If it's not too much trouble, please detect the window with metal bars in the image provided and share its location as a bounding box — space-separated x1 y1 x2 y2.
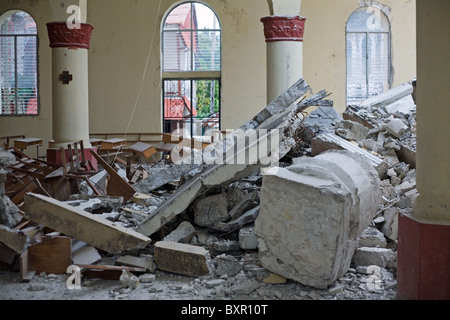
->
162 2 221 142
346 7 391 106
0 10 38 115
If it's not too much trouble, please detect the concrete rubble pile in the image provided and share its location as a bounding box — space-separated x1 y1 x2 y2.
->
0 78 415 300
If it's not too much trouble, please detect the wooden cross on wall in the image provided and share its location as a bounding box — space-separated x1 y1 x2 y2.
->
59 71 73 85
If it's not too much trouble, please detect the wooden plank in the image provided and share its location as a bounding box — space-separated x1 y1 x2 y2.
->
90 150 136 203
23 193 151 254
78 264 146 280
28 236 72 274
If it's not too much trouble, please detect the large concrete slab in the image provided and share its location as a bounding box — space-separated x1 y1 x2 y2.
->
23 193 151 254
255 150 382 289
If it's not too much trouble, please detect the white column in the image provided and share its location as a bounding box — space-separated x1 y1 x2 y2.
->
47 22 94 148
261 14 306 104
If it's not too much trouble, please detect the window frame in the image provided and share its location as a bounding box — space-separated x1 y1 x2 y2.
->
345 7 391 105
0 10 39 116
161 1 222 140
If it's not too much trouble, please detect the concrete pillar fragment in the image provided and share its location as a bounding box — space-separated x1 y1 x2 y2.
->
255 150 382 289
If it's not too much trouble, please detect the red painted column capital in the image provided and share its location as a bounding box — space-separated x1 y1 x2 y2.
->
261 15 306 42
47 22 94 49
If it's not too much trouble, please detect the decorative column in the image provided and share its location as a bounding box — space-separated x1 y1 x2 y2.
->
47 22 93 148
397 0 450 300
45 22 97 168
261 15 306 104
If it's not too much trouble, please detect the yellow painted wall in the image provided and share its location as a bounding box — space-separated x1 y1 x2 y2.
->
0 0 416 147
302 0 417 112
86 0 268 134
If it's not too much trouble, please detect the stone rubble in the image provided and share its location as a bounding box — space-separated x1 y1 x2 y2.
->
0 81 420 300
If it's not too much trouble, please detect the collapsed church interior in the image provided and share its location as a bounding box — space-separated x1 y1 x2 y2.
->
0 0 449 301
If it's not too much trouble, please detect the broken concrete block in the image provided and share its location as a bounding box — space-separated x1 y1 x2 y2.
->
231 279 260 295
213 206 260 233
154 241 213 277
215 254 241 277
0 224 29 254
358 227 387 248
239 225 258 250
383 116 408 139
255 150 382 289
359 139 382 153
163 221 196 243
0 148 15 168
135 164 203 193
139 273 156 283
228 192 257 220
120 270 140 289
353 247 396 269
212 239 240 253
380 207 399 241
193 193 229 228
116 255 157 273
302 107 343 141
335 120 369 141
23 193 151 254
0 195 22 228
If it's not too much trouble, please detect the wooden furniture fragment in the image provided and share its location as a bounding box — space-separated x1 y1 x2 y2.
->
90 150 136 203
14 138 43 159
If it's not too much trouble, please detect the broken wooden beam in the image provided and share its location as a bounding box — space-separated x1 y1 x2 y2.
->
23 193 151 254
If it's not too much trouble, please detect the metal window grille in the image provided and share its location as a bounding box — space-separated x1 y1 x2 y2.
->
0 11 38 115
346 7 391 106
162 2 221 140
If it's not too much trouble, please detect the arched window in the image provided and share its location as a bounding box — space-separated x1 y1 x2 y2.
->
346 7 390 105
0 10 38 115
162 2 221 141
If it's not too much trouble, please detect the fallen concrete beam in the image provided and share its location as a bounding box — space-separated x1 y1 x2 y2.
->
311 132 388 178
154 241 213 277
358 83 414 109
23 193 151 254
137 79 317 237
